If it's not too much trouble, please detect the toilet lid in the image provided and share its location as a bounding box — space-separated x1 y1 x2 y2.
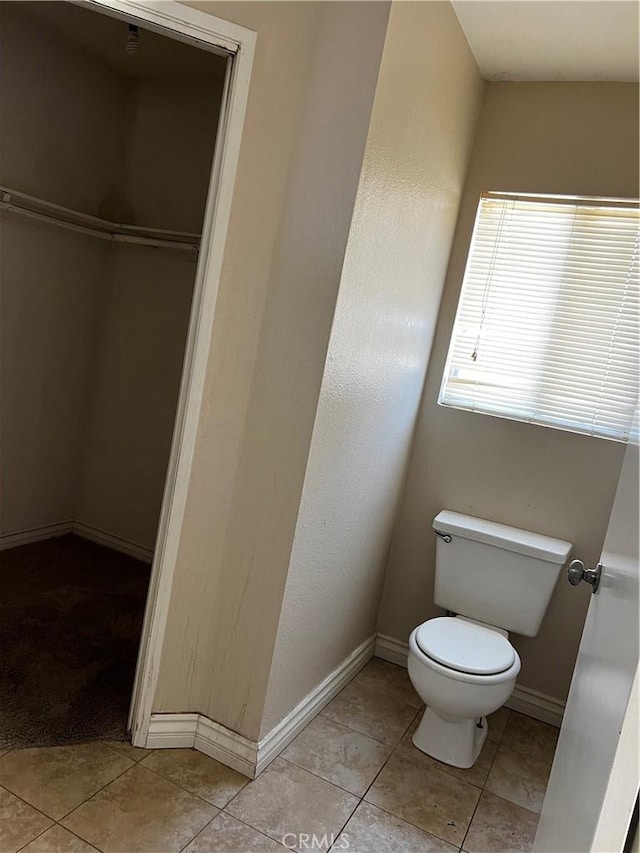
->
415 617 515 675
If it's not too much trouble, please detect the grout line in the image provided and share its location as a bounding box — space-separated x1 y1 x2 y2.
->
220 809 282 849
176 810 223 853
135 757 245 812
275 705 409 800
333 709 424 844
49 826 102 853
221 785 250 814
267 755 368 801
225 814 295 851
304 710 401 749
220 703 424 850
337 705 468 849
55 757 138 825
360 707 493 850
460 713 514 851
218 812 289 849
0 782 57 830
315 665 421 746
359 706 422 801
317 705 417 748
356 798 466 850
222 756 363 851
327 797 360 852
55 758 223 853
317 709 380 742
459 774 489 847
101 741 147 762
14 821 54 853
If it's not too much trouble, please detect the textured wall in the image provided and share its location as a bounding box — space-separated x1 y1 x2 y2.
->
378 82 639 702
154 1 391 739
261 1 484 735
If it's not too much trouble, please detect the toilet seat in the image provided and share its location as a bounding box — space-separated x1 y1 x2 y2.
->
415 617 516 676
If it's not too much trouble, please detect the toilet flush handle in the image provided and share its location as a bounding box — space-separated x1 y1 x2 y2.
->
434 530 452 544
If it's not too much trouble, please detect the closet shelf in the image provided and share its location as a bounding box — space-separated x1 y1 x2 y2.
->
0 186 201 251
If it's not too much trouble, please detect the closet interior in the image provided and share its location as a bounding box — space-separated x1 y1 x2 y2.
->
0 1 226 748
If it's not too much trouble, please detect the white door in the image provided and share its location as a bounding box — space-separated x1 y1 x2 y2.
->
534 408 639 853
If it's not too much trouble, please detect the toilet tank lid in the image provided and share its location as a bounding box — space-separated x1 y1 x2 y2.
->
433 510 572 563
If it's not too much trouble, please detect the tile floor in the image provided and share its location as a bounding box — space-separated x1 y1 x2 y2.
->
0 658 559 853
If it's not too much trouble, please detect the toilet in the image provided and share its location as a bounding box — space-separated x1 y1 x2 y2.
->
407 510 572 768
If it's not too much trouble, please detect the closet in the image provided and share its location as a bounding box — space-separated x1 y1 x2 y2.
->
0 1 225 747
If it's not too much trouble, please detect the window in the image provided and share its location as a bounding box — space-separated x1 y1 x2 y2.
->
439 192 639 441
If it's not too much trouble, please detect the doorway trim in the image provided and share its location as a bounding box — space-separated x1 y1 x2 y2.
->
78 0 256 747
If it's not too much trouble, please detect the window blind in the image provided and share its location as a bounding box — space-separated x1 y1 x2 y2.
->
439 192 639 441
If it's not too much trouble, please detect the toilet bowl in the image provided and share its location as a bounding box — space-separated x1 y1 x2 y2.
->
408 616 520 768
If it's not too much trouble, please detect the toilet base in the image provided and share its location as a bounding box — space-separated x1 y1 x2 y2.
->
412 707 488 768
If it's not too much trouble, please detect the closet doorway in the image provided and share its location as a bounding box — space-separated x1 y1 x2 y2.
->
0 0 245 749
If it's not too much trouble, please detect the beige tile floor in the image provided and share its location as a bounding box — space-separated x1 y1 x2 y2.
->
0 659 559 853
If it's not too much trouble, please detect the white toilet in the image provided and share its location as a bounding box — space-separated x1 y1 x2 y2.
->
407 510 572 768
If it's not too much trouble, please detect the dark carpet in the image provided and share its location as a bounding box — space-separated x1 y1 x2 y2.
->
0 534 150 749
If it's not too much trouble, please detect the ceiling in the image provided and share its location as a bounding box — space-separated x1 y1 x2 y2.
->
17 1 227 80
17 1 640 84
452 1 639 82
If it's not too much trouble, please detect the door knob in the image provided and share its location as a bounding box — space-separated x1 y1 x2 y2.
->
567 559 602 594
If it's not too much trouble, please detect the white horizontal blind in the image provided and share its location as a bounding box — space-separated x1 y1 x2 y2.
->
439 192 639 441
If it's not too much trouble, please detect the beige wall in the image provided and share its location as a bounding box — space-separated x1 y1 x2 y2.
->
0 3 122 536
0 220 109 534
261 1 483 734
75 75 223 550
123 76 223 231
0 3 127 217
75 247 198 550
0 3 223 551
378 82 639 702
154 1 391 739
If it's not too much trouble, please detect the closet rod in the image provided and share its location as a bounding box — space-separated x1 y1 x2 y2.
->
0 186 200 252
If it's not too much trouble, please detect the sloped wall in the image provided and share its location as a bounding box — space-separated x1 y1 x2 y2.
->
154 0 392 739
261 0 484 735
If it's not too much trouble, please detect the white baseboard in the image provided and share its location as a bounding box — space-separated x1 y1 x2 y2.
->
146 634 376 778
255 633 375 775
505 684 565 728
72 521 154 564
195 716 257 777
374 632 565 728
145 713 256 776
145 713 198 749
0 520 73 551
375 632 411 666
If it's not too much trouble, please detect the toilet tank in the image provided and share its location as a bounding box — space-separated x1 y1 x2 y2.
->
433 511 572 637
